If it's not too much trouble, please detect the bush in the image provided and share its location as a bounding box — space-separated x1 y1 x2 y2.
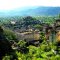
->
2 55 10 60
4 29 17 42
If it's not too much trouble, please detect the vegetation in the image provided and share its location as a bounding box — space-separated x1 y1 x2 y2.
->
2 40 60 60
4 29 18 42
0 16 60 60
0 16 56 29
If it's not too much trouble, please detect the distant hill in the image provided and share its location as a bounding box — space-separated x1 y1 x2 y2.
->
0 7 60 16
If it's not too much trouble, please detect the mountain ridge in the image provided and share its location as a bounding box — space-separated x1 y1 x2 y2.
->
0 7 60 16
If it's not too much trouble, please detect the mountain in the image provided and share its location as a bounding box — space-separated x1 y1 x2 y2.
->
31 7 60 16
0 7 60 16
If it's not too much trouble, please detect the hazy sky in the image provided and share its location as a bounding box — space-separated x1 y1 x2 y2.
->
0 0 60 10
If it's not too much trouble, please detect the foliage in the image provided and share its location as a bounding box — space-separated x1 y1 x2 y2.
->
39 32 46 43
14 42 60 60
4 29 17 41
2 55 11 60
0 26 13 59
2 34 60 60
17 40 26 48
0 16 56 30
34 24 42 31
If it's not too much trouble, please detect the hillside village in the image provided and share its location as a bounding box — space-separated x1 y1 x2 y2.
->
4 16 60 43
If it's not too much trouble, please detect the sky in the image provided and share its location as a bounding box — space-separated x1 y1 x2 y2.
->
0 0 60 11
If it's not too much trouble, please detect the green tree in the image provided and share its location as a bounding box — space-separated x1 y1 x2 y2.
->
34 24 42 31
0 26 12 59
4 29 17 42
23 16 36 29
